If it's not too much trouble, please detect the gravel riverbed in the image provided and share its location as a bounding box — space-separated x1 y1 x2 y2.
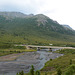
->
0 50 63 75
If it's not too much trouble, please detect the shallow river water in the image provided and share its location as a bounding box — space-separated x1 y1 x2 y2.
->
0 49 63 75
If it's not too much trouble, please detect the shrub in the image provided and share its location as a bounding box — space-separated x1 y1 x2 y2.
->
57 68 62 75
30 65 34 75
65 64 75 75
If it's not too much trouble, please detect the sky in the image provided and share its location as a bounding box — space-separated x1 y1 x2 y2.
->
0 0 75 29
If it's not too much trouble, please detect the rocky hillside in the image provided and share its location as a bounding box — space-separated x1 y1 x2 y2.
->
0 12 75 45
0 12 34 18
62 25 73 30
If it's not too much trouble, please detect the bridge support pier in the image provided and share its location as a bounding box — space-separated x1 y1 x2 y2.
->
26 46 33 50
49 48 52 51
37 47 40 51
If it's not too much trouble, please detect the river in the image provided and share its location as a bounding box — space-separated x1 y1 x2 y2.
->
0 49 63 75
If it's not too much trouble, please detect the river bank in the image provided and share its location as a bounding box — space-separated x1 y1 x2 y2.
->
41 49 75 75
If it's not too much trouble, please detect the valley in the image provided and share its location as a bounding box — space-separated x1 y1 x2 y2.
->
0 12 75 75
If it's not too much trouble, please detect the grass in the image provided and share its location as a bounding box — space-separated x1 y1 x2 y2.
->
54 49 75 54
0 49 36 56
0 49 36 62
41 49 75 75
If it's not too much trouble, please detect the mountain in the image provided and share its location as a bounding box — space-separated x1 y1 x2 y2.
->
0 12 34 18
62 25 73 30
0 12 75 46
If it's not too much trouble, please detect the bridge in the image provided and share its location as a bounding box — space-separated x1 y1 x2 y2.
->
15 44 75 51
25 45 75 51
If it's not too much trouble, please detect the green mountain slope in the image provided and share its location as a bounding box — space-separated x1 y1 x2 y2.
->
0 12 75 46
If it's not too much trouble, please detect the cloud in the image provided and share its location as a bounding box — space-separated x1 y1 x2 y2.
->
0 0 57 14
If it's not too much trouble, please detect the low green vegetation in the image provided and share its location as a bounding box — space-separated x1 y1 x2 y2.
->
64 64 75 75
16 64 75 75
54 49 75 54
0 49 36 56
0 15 75 47
16 71 24 75
16 49 75 75
41 49 75 75
16 65 41 75
0 43 36 56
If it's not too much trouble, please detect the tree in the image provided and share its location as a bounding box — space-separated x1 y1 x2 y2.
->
57 68 62 75
45 72 47 75
17 71 24 75
70 59 72 65
20 71 24 75
30 65 34 75
35 70 40 75
65 64 75 75
50 59 52 61
16 73 19 75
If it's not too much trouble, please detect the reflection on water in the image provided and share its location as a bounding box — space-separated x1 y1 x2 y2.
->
0 49 63 75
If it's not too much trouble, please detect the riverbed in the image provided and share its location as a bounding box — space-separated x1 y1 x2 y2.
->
0 49 63 75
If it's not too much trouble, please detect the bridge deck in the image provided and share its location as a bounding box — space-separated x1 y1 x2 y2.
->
15 45 75 49
26 45 75 49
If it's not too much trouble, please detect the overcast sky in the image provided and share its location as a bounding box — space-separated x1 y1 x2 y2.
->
0 0 75 29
